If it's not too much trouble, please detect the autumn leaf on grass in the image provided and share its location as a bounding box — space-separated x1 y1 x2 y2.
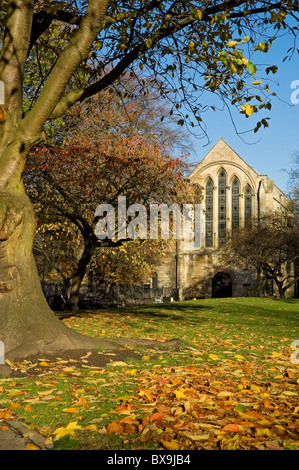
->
119 416 139 425
209 354 219 360
73 396 90 407
235 355 245 360
62 407 79 414
7 390 25 397
53 422 82 440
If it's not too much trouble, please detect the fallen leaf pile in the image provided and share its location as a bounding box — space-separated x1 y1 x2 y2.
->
103 363 299 450
0 298 298 450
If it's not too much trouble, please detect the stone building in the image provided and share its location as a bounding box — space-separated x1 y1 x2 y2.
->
155 138 293 300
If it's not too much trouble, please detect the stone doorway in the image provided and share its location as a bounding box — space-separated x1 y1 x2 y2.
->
212 272 233 298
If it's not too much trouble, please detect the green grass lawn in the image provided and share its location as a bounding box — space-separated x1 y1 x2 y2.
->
65 297 299 365
1 297 299 450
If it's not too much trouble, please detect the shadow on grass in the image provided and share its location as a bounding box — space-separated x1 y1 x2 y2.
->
60 298 299 330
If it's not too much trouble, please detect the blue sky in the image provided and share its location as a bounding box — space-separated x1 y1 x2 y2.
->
188 35 299 194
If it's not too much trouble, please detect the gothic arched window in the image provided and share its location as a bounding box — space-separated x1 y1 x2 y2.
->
231 177 240 231
218 169 227 245
245 184 252 221
205 177 213 247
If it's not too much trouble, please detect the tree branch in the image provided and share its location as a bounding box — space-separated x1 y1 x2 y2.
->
22 0 109 140
0 0 35 117
48 0 292 120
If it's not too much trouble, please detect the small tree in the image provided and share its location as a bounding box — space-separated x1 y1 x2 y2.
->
24 90 192 311
219 213 299 298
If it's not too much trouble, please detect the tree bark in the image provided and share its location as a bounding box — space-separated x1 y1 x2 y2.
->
0 172 113 360
69 239 95 312
273 278 286 298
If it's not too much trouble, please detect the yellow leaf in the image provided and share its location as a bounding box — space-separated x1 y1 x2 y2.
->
146 38 152 49
174 389 186 399
235 355 245 360
83 424 98 432
26 443 40 450
252 80 262 85
196 10 203 20
142 355 151 360
241 103 253 116
160 439 180 450
39 362 51 367
37 389 55 396
7 390 24 397
209 354 219 360
282 391 297 396
226 40 238 47
62 407 79 414
272 351 283 357
53 421 82 439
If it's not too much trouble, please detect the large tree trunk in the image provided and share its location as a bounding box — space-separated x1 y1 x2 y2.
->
0 184 112 361
0 183 175 362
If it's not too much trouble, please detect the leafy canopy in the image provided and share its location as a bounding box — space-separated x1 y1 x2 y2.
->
1 0 298 144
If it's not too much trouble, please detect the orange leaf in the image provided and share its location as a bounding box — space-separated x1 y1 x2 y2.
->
107 421 123 434
0 410 13 421
149 412 165 422
222 424 239 433
26 443 40 450
9 403 21 409
119 416 139 425
73 396 90 407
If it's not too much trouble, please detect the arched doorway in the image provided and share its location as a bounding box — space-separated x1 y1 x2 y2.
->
212 272 233 298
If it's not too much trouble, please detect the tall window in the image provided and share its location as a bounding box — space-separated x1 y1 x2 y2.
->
231 177 240 231
245 184 252 221
205 178 213 247
218 169 227 245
